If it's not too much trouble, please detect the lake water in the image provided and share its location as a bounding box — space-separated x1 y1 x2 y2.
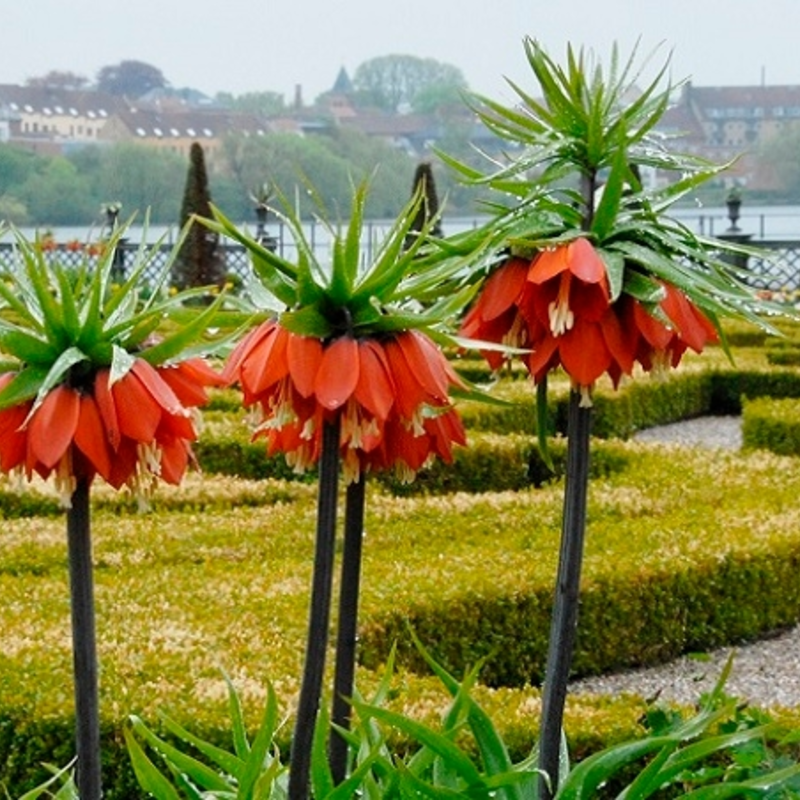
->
4 205 800 245
672 204 800 239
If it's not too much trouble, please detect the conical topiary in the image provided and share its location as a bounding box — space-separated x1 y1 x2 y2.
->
404 162 442 249
173 142 227 293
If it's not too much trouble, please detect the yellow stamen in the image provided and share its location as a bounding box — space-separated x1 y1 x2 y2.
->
341 448 362 485
502 313 528 350
393 461 416 484
340 399 379 450
548 274 575 336
54 453 76 509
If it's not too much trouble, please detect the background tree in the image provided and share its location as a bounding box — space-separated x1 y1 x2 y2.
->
16 158 96 225
411 82 467 115
757 123 800 201
353 55 467 112
91 143 185 222
96 60 167 97
25 70 90 90
0 195 28 224
173 142 226 292
219 128 416 219
215 90 285 117
318 127 417 214
0 143 44 189
0 119 488 227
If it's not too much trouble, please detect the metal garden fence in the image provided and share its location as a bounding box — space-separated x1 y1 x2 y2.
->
2 234 800 292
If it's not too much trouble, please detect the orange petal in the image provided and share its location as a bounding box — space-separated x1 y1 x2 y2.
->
157 363 211 408
416 330 465 390
395 330 449 403
178 356 225 386
559 320 612 386
314 336 359 410
600 307 636 376
112 371 162 442
423 411 465 463
159 438 190 484
221 321 276 385
94 370 120 450
569 277 610 322
383 418 429 472
354 340 395 420
287 333 324 398
132 359 183 415
525 335 560 382
156 412 197 443
74 394 112 480
0 401 28 438
240 323 290 396
460 307 525 372
529 246 570 284
474 258 530 321
28 385 80 470
565 238 607 283
107 437 139 489
633 301 673 350
0 403 29 472
383 338 429 421
661 285 718 353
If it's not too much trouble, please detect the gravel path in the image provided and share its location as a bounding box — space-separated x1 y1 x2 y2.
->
570 626 800 707
568 415 800 708
631 415 743 450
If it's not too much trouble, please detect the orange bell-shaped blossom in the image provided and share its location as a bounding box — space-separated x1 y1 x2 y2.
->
459 257 532 371
521 238 614 391
624 283 719 373
223 320 466 482
462 239 720 398
461 238 620 395
0 357 223 503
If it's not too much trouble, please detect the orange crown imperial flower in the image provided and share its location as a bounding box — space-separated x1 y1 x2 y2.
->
206 179 477 483
0 358 221 501
224 321 465 483
0 227 225 505
462 239 721 399
453 39 775 407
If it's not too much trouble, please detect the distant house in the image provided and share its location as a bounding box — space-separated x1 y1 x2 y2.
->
302 67 446 156
658 83 800 189
136 85 218 111
3 74 797 190
681 83 800 148
266 69 439 154
324 67 358 121
97 108 270 168
0 84 127 154
338 111 440 155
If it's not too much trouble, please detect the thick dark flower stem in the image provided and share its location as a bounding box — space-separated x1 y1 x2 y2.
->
538 391 592 799
329 475 366 783
66 477 102 800
289 419 341 800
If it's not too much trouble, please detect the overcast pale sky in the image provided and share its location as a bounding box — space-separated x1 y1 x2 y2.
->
4 1 799 103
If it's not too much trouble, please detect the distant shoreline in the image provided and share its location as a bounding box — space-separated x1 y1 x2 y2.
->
6 204 800 243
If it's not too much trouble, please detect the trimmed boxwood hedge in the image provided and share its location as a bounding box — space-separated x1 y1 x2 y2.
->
766 347 800 366
356 445 800 687
453 347 800 442
3 325 800 792
709 368 800 414
5 436 800 791
743 396 800 455
0 487 653 794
